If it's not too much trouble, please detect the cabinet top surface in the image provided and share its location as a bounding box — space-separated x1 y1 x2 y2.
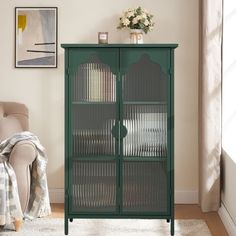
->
61 43 178 49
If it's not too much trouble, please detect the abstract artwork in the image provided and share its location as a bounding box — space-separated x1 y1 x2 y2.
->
15 7 57 68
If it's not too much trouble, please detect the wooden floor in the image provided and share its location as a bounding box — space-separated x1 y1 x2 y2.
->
50 204 228 236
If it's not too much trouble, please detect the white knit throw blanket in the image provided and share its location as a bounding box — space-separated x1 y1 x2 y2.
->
0 132 51 225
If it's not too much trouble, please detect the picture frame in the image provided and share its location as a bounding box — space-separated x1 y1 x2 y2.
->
15 7 58 68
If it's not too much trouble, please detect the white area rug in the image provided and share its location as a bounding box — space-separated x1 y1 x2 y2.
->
1 218 212 236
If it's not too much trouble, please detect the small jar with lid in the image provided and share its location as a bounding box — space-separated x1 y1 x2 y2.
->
98 32 108 44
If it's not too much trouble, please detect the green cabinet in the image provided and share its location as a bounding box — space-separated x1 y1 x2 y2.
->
61 44 178 235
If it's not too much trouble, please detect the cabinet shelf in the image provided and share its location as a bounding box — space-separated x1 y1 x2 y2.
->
123 101 167 105
72 156 116 161
72 101 116 105
123 156 167 161
71 156 167 162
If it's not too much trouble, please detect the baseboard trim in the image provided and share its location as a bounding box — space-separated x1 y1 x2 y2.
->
218 202 236 236
49 189 198 204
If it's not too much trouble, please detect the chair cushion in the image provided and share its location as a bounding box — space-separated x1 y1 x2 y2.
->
0 116 23 142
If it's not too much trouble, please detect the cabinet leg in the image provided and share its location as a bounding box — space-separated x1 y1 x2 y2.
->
166 219 170 223
14 219 23 232
171 218 174 235
65 216 68 235
69 218 73 222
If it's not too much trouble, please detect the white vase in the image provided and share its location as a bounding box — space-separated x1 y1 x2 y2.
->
130 29 144 44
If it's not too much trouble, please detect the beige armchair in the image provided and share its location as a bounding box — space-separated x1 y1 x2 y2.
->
0 102 36 231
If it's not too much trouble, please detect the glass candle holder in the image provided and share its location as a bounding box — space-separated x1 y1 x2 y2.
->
98 32 108 44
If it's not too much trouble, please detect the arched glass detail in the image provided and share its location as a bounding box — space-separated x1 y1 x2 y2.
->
123 54 167 102
71 56 117 157
122 54 168 158
72 55 116 102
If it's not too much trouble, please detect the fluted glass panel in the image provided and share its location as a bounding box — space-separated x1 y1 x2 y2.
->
123 54 167 102
73 58 116 102
122 161 167 212
72 161 116 212
123 104 167 157
72 104 116 157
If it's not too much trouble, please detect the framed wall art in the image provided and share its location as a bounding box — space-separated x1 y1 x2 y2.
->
15 7 58 68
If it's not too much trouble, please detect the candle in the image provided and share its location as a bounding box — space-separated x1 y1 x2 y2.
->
98 32 108 44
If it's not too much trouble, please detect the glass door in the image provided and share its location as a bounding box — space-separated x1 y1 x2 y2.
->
68 48 119 213
120 48 170 214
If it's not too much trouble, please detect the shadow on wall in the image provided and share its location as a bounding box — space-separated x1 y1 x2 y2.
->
38 63 64 188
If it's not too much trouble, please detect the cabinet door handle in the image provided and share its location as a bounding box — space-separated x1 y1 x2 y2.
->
111 123 128 139
111 123 119 139
120 124 128 139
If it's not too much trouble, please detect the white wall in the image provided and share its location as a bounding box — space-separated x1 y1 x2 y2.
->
0 0 199 203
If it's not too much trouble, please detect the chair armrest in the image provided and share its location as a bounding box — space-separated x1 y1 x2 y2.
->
9 141 37 212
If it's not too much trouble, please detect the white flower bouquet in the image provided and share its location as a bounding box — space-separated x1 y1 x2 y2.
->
117 6 154 34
